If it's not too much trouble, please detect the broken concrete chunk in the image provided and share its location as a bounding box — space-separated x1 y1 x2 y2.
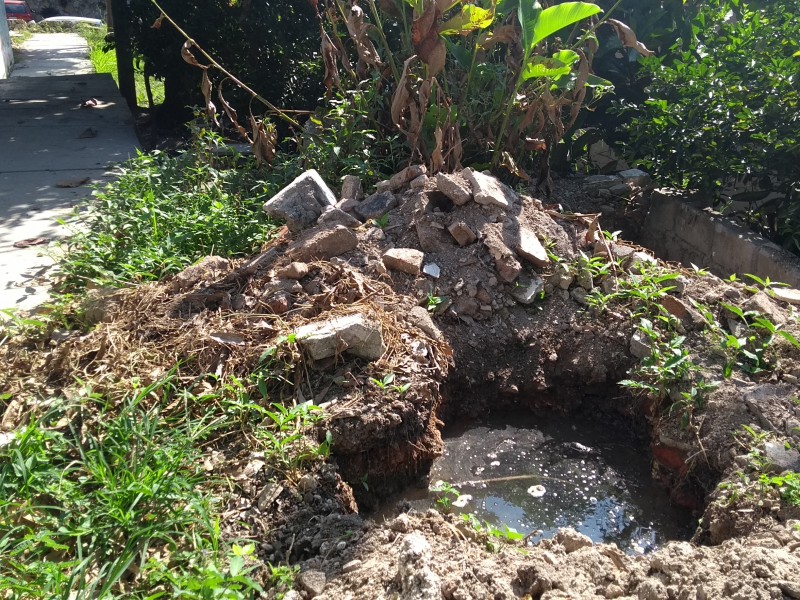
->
618 168 651 187
340 174 363 202
295 314 386 361
409 174 428 189
630 330 652 359
171 255 230 292
483 225 522 283
511 275 544 305
317 206 361 229
463 168 515 210
286 225 358 262
447 221 477 246
407 306 443 340
263 169 337 232
354 191 398 221
744 291 786 325
771 287 800 306
554 528 593 553
763 441 800 474
624 251 657 272
436 172 472 205
515 227 550 268
386 164 427 191
383 248 424 275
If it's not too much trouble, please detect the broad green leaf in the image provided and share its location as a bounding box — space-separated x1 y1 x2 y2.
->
518 0 543 53
586 74 613 88
440 4 495 35
525 1 602 52
521 49 579 81
444 38 472 69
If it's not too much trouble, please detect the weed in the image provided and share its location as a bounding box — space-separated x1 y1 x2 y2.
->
256 402 328 472
57 130 280 292
369 373 411 395
425 294 444 313
369 214 391 229
459 514 524 553
670 381 720 429
743 273 790 297
720 304 800 377
430 480 461 513
759 472 800 506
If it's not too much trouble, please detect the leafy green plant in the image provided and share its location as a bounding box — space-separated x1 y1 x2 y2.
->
742 273 790 297
370 214 391 229
370 373 411 395
430 480 461 513
759 472 800 507
459 513 524 552
669 381 719 429
425 294 444 313
618 0 800 254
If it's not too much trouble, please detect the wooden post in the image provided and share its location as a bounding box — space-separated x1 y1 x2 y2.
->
109 0 136 109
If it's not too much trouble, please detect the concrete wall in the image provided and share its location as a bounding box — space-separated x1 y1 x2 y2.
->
0 15 13 79
641 189 800 288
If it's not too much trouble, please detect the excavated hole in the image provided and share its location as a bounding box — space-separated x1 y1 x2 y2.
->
426 190 456 213
370 385 706 554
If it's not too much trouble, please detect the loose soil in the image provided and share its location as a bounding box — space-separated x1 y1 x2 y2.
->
2 170 800 598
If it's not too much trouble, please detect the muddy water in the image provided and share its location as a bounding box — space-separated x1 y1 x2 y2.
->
397 413 696 554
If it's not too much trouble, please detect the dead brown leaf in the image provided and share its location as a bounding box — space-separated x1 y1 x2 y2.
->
412 2 445 76
345 3 383 76
321 27 341 91
181 40 206 69
150 13 165 29
607 19 654 57
217 82 250 141
201 70 219 127
250 115 277 168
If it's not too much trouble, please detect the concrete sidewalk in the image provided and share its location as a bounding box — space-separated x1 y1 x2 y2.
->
0 33 139 310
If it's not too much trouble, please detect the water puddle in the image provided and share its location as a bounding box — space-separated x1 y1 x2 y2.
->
397 412 696 554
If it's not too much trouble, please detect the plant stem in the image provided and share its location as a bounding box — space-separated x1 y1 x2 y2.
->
148 0 300 129
367 0 401 85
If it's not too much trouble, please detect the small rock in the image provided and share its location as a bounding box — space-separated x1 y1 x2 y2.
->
287 225 358 262
407 306 443 340
295 313 386 361
453 297 480 318
744 291 786 325
463 168 515 210
447 221 477 246
337 198 360 212
610 244 636 261
318 206 362 228
515 227 550 268
571 287 588 305
763 441 800 474
342 559 362 573
511 276 544 305
283 591 303 600
340 174 363 202
618 168 651 187
422 263 440 278
672 275 689 295
277 262 310 280
550 263 573 290
297 570 326 598
773 288 800 306
576 270 593 291
409 174 428 189
298 474 318 492
630 330 652 359
661 295 689 320
383 248 424 275
436 172 472 205
397 533 441 600
583 174 620 191
264 291 292 314
390 513 411 532
608 182 634 197
554 528 593 553
263 169 337 232
355 191 399 221
171 255 230 292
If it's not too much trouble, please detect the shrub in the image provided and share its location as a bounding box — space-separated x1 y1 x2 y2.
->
617 0 800 252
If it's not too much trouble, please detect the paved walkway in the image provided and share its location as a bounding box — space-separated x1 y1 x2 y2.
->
0 33 139 310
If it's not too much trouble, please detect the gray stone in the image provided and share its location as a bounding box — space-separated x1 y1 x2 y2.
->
283 591 303 600
436 172 472 205
630 330 652 359
263 169 337 232
763 441 800 474
609 182 634 196
447 221 477 246
422 263 440 278
463 168 515 210
354 191 398 221
298 474 318 492
511 276 544 305
296 314 386 361
744 291 786 325
515 227 550 268
397 533 441 600
409 174 428 189
625 251 657 272
618 168 651 187
577 269 594 291
297 570 326 598
583 174 620 191
383 248 424 275
286 225 358 262
340 174 363 202
318 206 361 229
571 287 588 305
549 263 573 290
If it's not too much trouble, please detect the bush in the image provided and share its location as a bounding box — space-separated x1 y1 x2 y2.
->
617 0 800 252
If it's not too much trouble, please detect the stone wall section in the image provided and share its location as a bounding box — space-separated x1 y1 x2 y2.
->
641 189 800 287
0 14 13 79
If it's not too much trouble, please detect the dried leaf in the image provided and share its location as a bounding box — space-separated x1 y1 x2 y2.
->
200 70 219 126
345 3 382 75
218 82 250 141
412 2 445 76
250 115 277 168
501 151 532 181
181 40 206 69
56 176 91 188
606 19 654 57
431 124 444 173
320 28 341 91
391 56 416 133
524 137 546 152
151 13 165 29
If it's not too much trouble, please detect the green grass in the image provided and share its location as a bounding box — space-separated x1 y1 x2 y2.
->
0 374 264 599
57 130 282 292
79 25 165 108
